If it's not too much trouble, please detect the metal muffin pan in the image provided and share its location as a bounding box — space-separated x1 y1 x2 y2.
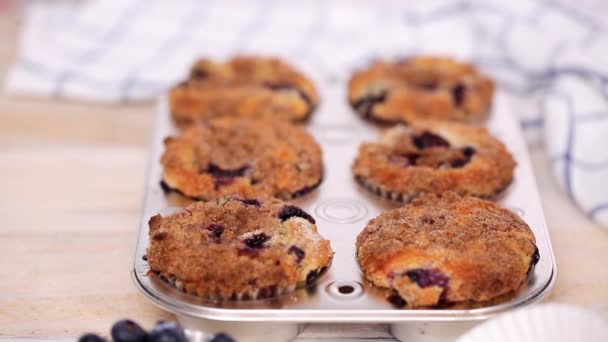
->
132 76 556 324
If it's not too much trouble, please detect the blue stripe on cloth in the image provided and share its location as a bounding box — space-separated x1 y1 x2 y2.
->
19 57 167 94
564 106 575 199
118 1 208 101
551 156 608 170
52 0 153 97
521 117 544 129
590 203 608 219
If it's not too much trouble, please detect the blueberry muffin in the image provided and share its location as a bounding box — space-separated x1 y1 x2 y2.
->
169 56 318 127
356 193 539 308
161 118 323 200
147 197 333 300
352 121 515 201
348 57 494 124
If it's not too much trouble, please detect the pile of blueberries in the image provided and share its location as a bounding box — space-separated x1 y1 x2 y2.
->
78 319 234 342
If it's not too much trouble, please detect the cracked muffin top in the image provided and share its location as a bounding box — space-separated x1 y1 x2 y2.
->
147 196 334 300
348 56 494 124
161 117 323 201
170 56 318 127
356 193 539 308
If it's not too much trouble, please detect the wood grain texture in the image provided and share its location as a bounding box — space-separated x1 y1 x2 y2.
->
0 5 606 340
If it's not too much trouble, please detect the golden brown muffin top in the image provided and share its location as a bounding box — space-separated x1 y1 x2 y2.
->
356 193 538 307
161 118 323 200
148 197 333 300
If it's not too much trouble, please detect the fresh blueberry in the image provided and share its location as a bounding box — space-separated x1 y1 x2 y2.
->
243 233 270 249
413 132 450 149
111 319 147 342
278 205 315 224
149 320 188 342
288 245 306 263
451 83 466 106
209 332 236 342
78 333 105 342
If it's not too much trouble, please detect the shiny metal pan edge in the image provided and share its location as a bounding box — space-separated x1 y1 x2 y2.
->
132 85 557 322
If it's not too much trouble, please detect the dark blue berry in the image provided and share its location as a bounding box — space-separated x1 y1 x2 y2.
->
462 146 476 157
78 333 105 342
413 132 450 149
353 91 387 118
451 83 466 106
207 224 224 242
288 245 306 263
111 319 147 342
305 266 327 286
236 198 261 206
243 233 270 249
256 285 278 299
205 164 249 178
159 180 172 193
387 293 406 308
264 82 313 109
203 164 249 189
406 268 450 301
531 245 540 265
209 332 236 342
149 320 187 342
406 268 449 288
450 158 469 168
278 205 315 224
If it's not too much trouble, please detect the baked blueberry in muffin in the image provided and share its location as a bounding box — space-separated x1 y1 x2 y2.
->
348 56 494 124
352 121 515 201
161 118 323 200
356 193 539 308
147 197 333 300
170 56 318 127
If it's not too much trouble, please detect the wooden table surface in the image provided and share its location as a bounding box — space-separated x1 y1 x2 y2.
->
0 6 607 340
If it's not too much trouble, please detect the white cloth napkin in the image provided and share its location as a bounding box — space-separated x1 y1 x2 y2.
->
5 0 608 226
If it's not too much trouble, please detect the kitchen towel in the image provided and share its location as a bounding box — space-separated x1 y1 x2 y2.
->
5 0 608 226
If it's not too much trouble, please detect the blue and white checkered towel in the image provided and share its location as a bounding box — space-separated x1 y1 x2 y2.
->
5 0 608 227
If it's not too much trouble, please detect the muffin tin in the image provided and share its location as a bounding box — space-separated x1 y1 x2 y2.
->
132 74 556 339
